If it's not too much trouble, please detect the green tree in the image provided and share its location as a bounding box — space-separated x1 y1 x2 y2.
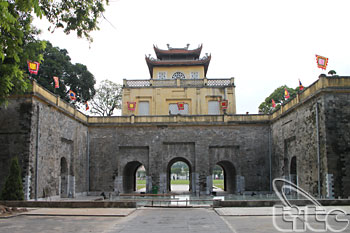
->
328 70 337 76
258 85 298 114
0 157 24 201
0 0 109 105
0 1 45 105
171 167 182 177
34 41 96 104
213 165 223 179
90 80 122 116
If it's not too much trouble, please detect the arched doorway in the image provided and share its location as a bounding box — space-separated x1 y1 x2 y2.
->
213 161 236 194
167 158 192 193
60 157 68 198
212 164 225 193
290 156 297 185
123 161 146 193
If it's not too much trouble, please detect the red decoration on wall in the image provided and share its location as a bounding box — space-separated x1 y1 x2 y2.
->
221 100 228 109
127 102 136 111
177 102 185 110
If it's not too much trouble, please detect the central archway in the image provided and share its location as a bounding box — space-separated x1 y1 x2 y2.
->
123 161 145 193
167 157 192 193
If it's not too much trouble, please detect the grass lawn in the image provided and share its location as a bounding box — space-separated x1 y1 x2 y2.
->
170 179 190 185
136 179 146 190
213 179 224 190
136 179 225 190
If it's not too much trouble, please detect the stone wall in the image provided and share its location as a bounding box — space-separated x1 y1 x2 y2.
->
271 89 350 198
323 93 350 198
271 93 327 197
0 97 33 200
89 124 270 195
30 98 88 199
0 95 88 200
1 77 349 199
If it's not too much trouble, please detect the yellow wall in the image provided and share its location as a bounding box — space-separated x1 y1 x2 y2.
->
122 85 236 115
153 66 205 79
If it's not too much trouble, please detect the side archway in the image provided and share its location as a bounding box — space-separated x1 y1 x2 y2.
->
123 161 145 193
214 161 236 194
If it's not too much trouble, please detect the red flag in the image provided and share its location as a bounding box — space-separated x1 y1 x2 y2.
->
27 61 40 75
272 99 276 108
69 90 76 101
299 79 304 91
284 88 290 100
85 101 89 111
315 55 328 70
53 76 59 88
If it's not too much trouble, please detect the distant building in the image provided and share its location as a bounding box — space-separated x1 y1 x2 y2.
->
122 44 236 115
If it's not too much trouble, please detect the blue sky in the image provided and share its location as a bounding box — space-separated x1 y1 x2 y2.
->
35 0 350 114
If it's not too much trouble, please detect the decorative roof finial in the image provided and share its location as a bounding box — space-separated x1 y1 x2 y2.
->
166 44 170 49
186 44 190 49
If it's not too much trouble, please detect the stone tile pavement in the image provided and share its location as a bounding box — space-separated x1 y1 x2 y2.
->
23 208 136 217
215 206 350 216
1 207 350 233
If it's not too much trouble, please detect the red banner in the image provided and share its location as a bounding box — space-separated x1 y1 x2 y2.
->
284 89 290 100
69 90 76 101
315 55 328 70
53 76 59 88
299 79 304 91
27 61 40 75
272 99 276 108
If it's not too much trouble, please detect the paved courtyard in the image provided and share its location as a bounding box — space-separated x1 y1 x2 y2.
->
0 207 349 233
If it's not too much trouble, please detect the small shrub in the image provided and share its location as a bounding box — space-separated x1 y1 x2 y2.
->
0 157 24 200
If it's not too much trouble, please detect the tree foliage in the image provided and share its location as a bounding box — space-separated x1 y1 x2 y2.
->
0 1 46 105
0 157 24 201
35 41 96 104
258 85 298 114
0 0 109 105
328 70 337 76
90 80 122 116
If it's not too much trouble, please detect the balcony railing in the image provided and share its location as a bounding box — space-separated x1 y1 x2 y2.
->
124 78 235 88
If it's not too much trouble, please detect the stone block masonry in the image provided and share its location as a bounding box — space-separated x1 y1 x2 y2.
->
0 94 88 200
88 124 270 195
0 77 349 198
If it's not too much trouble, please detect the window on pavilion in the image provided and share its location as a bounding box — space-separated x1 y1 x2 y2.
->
172 72 186 79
